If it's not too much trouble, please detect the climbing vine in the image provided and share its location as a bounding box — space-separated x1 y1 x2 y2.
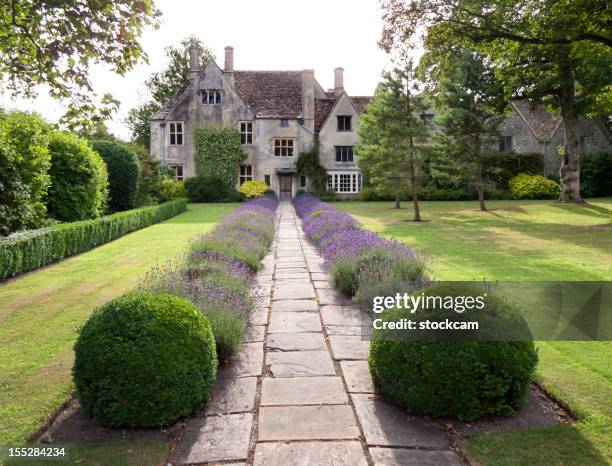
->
192 127 246 186
296 142 327 194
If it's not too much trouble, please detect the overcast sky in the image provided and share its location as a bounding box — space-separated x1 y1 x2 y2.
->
0 0 394 140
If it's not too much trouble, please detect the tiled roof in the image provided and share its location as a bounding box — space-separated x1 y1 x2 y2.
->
233 71 303 118
351 96 372 114
511 101 563 142
150 81 192 120
314 97 337 132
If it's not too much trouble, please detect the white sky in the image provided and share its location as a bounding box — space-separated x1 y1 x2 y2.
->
0 0 395 140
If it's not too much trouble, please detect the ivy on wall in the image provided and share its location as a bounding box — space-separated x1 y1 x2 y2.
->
296 142 327 194
192 127 246 186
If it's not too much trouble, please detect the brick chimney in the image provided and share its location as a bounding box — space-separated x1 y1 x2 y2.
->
334 67 344 96
224 46 234 72
188 43 201 79
302 69 315 132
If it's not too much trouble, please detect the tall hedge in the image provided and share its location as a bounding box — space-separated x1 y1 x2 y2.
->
90 140 140 211
0 111 51 235
0 199 187 280
192 127 246 186
47 132 109 221
581 151 611 197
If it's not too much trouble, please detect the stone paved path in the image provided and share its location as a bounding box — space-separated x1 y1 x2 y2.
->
171 202 464 465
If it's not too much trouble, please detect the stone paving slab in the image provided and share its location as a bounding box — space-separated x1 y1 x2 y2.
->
273 273 312 281
369 447 463 466
313 280 335 289
261 376 348 405
351 394 450 448
275 261 307 269
249 307 269 325
268 311 322 333
329 335 370 360
267 350 335 377
317 288 353 305
327 325 373 336
311 272 328 281
267 332 327 351
244 325 265 343
253 441 368 466
271 299 318 312
273 283 316 300
258 405 360 440
321 306 368 326
206 377 257 414
340 361 375 393
275 267 308 274
172 413 253 464
218 343 264 379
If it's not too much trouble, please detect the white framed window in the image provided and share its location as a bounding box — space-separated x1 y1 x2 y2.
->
240 121 253 145
499 136 513 152
327 172 361 193
202 90 221 105
274 138 294 157
168 165 184 181
169 122 183 145
239 165 253 185
335 146 354 162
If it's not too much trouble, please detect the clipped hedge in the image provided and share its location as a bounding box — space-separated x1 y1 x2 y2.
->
73 291 217 427
0 199 187 280
369 283 538 421
581 151 612 198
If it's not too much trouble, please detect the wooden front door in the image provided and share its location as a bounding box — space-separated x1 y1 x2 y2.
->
279 175 292 201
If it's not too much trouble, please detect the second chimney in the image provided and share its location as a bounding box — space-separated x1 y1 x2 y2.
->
334 67 344 96
224 46 234 72
188 43 201 79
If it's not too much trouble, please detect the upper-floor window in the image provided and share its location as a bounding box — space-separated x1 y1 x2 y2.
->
239 165 252 185
240 121 253 145
202 90 221 105
274 138 294 157
420 113 435 126
499 135 513 152
335 146 354 163
280 118 289 127
168 164 184 181
337 115 352 131
169 122 183 145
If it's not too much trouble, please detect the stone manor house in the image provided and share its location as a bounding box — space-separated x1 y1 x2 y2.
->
150 45 611 198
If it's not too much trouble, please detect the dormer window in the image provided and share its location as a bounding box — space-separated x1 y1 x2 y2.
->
202 90 221 105
337 115 352 131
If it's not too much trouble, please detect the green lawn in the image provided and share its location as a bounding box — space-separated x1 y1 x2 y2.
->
334 199 612 465
0 203 236 447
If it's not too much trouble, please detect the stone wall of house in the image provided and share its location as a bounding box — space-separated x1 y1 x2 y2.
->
318 94 361 171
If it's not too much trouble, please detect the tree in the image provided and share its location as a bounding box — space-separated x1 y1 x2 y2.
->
0 111 51 234
0 1 160 130
379 0 612 202
433 50 507 211
357 59 429 221
126 37 214 148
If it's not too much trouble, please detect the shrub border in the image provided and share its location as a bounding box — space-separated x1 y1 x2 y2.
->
0 198 187 280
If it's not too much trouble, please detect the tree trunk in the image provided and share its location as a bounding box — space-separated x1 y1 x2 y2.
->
394 196 401 209
474 137 487 211
558 47 583 203
409 150 421 221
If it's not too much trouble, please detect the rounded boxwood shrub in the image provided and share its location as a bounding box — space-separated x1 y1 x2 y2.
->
509 173 560 199
184 175 228 202
238 180 269 198
369 283 538 421
73 291 217 427
90 140 140 211
47 132 109 221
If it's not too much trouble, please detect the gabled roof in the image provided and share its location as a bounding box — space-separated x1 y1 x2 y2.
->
150 81 192 121
511 101 563 143
233 71 303 118
314 94 373 132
